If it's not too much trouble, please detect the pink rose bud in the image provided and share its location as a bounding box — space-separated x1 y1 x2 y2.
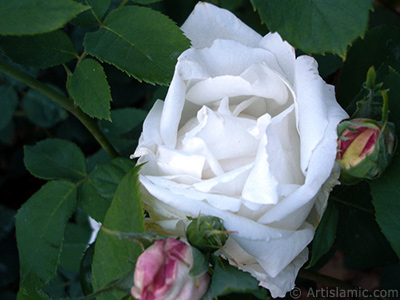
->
131 238 210 300
336 118 395 180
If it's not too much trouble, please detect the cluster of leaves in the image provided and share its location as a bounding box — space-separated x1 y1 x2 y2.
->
0 0 400 300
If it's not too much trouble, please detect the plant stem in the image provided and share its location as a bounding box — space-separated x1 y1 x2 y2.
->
118 0 129 8
0 59 119 158
298 269 390 300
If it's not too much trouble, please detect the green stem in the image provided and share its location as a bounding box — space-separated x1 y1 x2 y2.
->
0 59 119 158
298 269 389 300
330 196 374 214
118 0 129 7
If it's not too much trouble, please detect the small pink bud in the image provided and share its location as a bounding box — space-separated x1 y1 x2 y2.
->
336 119 380 169
336 118 396 179
131 238 210 300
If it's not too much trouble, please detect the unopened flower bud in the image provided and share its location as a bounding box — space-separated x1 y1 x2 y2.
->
336 118 395 179
131 238 209 300
186 216 229 253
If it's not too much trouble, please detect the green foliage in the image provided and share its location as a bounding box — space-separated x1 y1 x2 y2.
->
0 30 78 69
334 183 398 267
22 89 68 128
129 0 162 4
91 166 145 300
84 5 190 85
16 180 78 295
210 257 269 299
250 0 373 57
60 222 92 272
24 138 87 181
81 157 135 222
0 85 18 130
371 156 400 259
307 202 339 268
337 26 400 108
99 108 147 153
72 0 111 27
0 0 88 35
69 58 112 120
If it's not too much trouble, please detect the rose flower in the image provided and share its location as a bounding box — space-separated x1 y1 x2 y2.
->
132 3 348 297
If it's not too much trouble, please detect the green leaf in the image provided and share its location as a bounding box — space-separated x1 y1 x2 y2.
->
0 30 78 69
16 180 78 292
251 0 373 57
80 243 95 295
24 138 87 181
99 108 148 136
72 0 111 27
0 86 18 130
0 0 88 36
84 6 190 85
307 201 339 268
22 89 67 128
91 166 145 300
129 0 162 4
189 246 209 278
60 223 92 272
210 257 268 299
370 156 400 259
69 58 112 120
379 66 400 136
17 288 52 300
81 157 135 222
334 182 398 267
337 26 400 108
98 108 147 152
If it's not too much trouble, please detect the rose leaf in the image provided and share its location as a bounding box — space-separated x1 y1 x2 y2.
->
24 138 87 181
69 58 112 120
370 156 400 259
91 166 145 300
251 0 373 58
0 0 88 36
15 181 78 292
83 6 190 85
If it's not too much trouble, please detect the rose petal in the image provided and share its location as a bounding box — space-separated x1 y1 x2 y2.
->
133 99 164 157
242 113 279 206
186 64 290 106
294 55 348 174
181 2 262 48
265 105 304 185
258 33 296 85
140 176 314 275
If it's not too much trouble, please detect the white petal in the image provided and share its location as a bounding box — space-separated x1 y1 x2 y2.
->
132 100 164 157
179 39 284 79
193 163 252 197
160 69 186 148
242 114 279 205
181 2 262 48
156 146 205 179
237 249 309 298
223 223 314 278
295 55 348 174
185 59 291 107
266 105 304 185
258 33 296 85
180 106 258 162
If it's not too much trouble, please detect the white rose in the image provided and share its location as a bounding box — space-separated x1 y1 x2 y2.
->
133 3 348 297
